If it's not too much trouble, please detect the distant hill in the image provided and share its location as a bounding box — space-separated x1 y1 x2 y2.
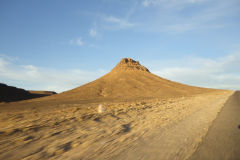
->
0 83 56 102
28 90 56 95
50 58 215 102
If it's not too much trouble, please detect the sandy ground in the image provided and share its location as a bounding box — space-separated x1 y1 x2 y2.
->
0 90 233 160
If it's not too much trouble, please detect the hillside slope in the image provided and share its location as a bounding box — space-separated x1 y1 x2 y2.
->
52 58 214 102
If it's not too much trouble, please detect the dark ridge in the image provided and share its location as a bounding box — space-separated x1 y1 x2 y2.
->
0 83 56 103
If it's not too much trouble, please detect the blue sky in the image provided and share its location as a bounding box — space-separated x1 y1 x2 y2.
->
0 0 240 92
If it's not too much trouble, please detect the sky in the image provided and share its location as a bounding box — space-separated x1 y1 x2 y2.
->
0 0 240 92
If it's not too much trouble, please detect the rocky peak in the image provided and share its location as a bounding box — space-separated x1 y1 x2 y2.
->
111 58 150 72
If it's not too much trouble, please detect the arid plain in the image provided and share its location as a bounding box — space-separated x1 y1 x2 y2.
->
0 58 235 160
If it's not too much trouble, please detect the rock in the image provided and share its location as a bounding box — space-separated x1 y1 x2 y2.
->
98 104 106 113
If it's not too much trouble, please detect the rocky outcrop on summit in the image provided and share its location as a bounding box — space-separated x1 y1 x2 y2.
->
112 58 150 72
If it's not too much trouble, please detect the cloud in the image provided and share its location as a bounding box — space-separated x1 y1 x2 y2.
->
89 28 97 37
142 0 207 8
70 37 83 46
138 0 239 33
0 56 107 92
82 0 238 34
151 52 240 90
0 58 9 70
142 0 150 7
91 0 233 33
104 16 136 29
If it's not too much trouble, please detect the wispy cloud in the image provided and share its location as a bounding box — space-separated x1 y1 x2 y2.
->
142 0 207 8
0 55 107 92
89 28 97 37
139 0 239 32
104 16 136 29
70 37 84 46
151 52 240 90
90 0 234 33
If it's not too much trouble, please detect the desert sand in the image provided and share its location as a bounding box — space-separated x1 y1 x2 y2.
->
0 58 235 159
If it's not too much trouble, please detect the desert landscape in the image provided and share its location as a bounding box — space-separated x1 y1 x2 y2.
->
0 58 239 160
1 1 240 159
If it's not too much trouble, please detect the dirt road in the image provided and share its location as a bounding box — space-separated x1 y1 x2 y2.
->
188 91 240 160
110 92 232 160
